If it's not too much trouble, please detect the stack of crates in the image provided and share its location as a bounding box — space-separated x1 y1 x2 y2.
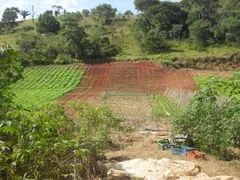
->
157 138 205 159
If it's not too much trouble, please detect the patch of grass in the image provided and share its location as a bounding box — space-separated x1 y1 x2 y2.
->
113 41 240 63
11 64 85 109
150 94 177 117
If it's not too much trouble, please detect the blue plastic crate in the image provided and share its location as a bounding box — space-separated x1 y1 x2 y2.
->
171 146 195 156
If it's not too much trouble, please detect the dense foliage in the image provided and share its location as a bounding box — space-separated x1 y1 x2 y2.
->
1 7 19 27
36 10 60 34
0 46 22 116
134 2 188 53
133 0 240 52
91 4 117 25
174 75 240 160
13 9 120 65
134 0 159 12
0 101 122 179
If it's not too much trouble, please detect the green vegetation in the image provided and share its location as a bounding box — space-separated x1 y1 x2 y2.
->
0 101 121 179
194 74 240 99
0 46 122 179
1 1 239 69
174 74 240 160
36 10 60 34
11 65 85 109
150 95 177 117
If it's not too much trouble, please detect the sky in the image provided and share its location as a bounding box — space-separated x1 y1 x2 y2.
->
0 0 180 20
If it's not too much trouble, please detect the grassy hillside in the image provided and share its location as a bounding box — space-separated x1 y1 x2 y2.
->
0 17 240 67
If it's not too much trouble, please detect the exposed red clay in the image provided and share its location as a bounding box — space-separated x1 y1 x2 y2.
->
59 62 199 116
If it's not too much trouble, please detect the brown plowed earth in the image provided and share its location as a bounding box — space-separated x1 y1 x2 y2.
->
59 62 198 116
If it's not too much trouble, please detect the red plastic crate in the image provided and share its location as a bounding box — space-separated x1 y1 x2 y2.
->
186 150 205 160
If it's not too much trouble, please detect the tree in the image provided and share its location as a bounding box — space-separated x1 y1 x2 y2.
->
59 26 88 59
1 7 20 26
29 5 38 23
181 0 219 23
124 10 134 16
139 2 188 38
36 10 60 34
134 0 159 12
82 9 90 17
52 5 63 17
59 12 82 27
59 13 88 59
0 46 22 114
220 14 240 43
140 28 169 53
91 4 117 25
189 19 213 49
19 10 30 20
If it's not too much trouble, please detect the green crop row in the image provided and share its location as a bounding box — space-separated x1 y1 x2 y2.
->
11 65 85 109
150 94 177 117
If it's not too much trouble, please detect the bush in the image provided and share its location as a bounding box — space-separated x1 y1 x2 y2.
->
16 25 34 32
36 10 60 34
173 76 240 160
189 19 214 50
140 29 169 53
0 102 122 179
16 32 62 65
54 53 79 64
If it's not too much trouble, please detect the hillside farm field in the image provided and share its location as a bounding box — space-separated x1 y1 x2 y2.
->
12 62 234 118
12 65 85 109
11 62 240 178
59 62 198 117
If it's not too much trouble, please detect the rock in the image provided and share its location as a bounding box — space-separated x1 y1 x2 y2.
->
107 158 199 180
196 172 210 178
106 158 239 180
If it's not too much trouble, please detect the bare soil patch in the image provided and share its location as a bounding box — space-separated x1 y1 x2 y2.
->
59 62 198 116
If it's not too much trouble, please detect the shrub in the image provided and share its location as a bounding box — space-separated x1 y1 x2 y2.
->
0 102 122 179
189 19 214 49
140 29 169 53
16 25 34 32
173 76 240 160
36 10 60 34
54 53 79 64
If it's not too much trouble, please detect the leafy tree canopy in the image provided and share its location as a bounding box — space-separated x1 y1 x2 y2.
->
0 46 22 114
36 10 60 34
181 0 219 23
82 9 90 17
1 7 20 26
59 12 82 27
134 0 159 12
140 2 188 36
124 10 134 16
52 5 63 17
91 4 117 24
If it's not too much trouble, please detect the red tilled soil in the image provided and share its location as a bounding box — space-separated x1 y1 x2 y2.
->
59 62 198 116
